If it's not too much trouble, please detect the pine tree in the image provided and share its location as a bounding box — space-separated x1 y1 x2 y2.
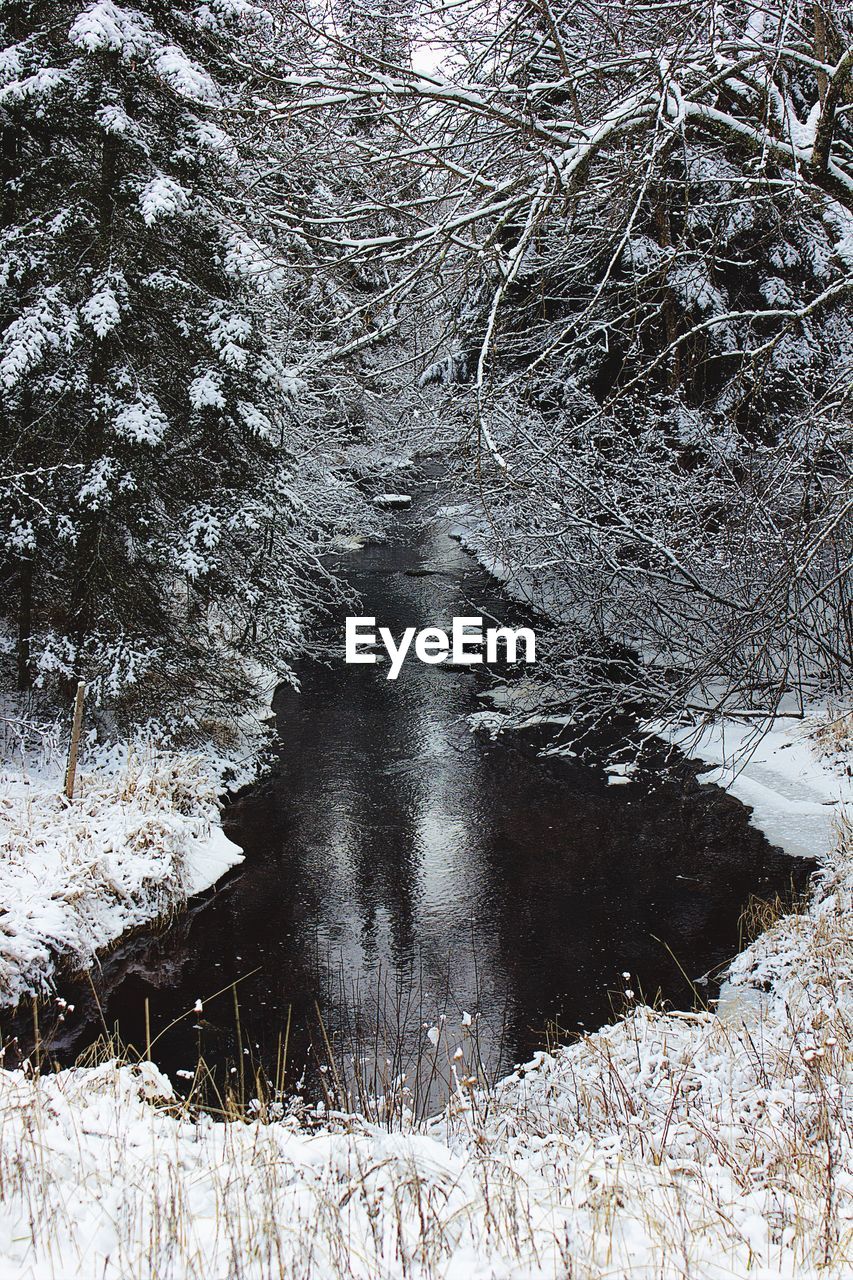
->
0 0 314 716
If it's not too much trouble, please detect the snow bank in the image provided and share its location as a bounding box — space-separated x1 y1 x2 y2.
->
472 674 849 862
650 713 851 859
469 677 578 740
0 743 242 1006
0 812 849 1278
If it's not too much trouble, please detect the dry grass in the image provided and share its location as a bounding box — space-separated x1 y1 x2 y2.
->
738 878 811 947
0 741 235 1006
0 817 849 1278
811 707 853 761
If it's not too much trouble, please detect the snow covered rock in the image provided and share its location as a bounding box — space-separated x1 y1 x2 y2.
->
372 493 412 509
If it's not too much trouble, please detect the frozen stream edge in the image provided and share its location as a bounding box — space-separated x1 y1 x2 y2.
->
650 714 851 860
0 716 849 1279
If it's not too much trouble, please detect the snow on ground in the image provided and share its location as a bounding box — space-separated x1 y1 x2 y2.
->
649 712 851 859
0 711 849 1277
0 737 243 1007
471 674 850 862
0 811 849 1279
438 501 569 617
469 677 577 740
373 492 413 508
330 531 369 550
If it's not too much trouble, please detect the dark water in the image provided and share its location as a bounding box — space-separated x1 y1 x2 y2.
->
8 484 812 1110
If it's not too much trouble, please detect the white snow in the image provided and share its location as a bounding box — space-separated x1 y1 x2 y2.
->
330 532 369 551
223 232 287 292
94 102 135 137
0 741 242 1006
69 2 150 58
191 118 237 160
0 67 68 103
138 175 189 226
188 369 225 409
236 400 273 437
77 455 114 506
69 1 219 109
605 761 637 781
207 310 252 368
0 306 55 389
153 46 219 105
373 492 413 508
471 680 577 740
80 284 121 338
649 713 851 859
112 396 169 445
182 821 242 894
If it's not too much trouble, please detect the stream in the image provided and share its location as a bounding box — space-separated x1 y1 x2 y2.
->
13 479 813 1111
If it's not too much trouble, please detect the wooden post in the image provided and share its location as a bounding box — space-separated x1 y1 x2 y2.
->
64 680 86 801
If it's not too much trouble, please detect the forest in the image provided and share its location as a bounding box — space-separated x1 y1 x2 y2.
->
1 0 850 731
0 3 851 1279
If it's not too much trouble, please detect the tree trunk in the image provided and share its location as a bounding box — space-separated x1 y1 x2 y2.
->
69 82 119 652
815 4 828 104
16 557 33 691
654 201 681 391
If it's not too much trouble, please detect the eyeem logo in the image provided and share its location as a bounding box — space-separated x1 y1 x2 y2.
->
345 616 536 680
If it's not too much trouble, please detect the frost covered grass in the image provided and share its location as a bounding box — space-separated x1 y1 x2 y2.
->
0 726 244 1007
0 705 849 1277
0 822 849 1277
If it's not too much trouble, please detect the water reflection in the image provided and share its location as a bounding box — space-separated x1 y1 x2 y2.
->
8 485 813 1107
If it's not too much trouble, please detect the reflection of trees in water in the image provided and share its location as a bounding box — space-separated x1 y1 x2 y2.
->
9 498 814 1102
479 740 812 1052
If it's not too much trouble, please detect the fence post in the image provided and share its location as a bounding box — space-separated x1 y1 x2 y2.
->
64 680 86 801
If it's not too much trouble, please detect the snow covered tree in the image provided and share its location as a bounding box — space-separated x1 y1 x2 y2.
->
4 0 847 727
0 0 335 718
273 0 852 722
244 0 428 453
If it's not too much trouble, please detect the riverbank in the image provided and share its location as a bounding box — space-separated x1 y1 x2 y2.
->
651 711 851 860
0 489 849 1275
0 788 849 1278
0 731 247 1007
